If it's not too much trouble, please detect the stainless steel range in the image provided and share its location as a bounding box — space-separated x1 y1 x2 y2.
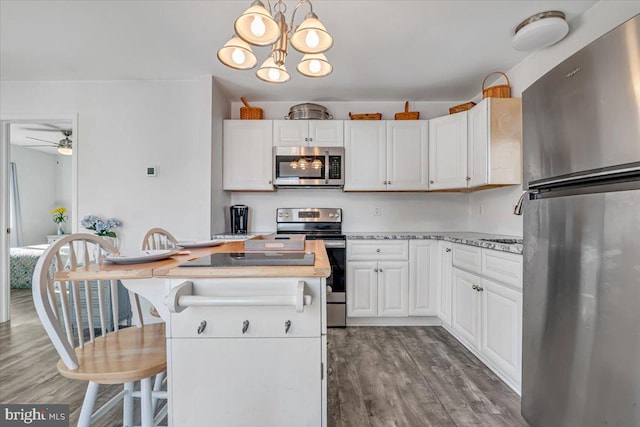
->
276 208 346 327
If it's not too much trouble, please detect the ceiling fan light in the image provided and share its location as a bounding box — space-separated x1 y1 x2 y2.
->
256 56 290 83
297 53 332 78
57 146 72 156
217 35 258 70
512 11 569 51
234 1 280 46
290 12 333 54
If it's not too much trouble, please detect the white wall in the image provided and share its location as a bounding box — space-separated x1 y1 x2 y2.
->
0 79 214 254
230 189 470 233
55 154 73 228
9 145 57 245
211 78 231 233
467 1 640 236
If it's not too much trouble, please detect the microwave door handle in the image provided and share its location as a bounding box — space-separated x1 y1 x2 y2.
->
324 150 329 184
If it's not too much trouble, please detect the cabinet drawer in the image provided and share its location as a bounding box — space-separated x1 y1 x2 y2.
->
347 240 408 261
168 278 322 338
452 243 481 274
481 249 522 289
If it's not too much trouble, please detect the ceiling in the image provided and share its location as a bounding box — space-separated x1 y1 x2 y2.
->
0 0 597 102
10 122 73 155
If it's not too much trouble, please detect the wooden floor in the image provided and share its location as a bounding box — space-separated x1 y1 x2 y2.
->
1 289 527 426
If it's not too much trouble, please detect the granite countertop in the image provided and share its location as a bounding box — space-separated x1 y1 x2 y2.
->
345 232 523 255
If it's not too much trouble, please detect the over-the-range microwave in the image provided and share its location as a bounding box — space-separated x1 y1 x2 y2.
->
273 146 344 188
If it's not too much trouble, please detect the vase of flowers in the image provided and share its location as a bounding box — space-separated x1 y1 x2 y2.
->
51 207 68 235
81 215 121 249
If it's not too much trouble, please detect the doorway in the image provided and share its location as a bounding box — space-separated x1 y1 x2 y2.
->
0 114 78 323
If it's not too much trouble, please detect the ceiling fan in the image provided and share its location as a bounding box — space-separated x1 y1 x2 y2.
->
24 129 73 156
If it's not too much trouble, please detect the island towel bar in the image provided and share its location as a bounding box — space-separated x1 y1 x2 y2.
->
166 281 312 313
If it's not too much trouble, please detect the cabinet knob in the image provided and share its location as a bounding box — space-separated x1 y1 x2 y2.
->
445 248 452 253
466 177 471 181
242 320 250 334
197 320 207 335
376 248 381 253
378 268 383 273
472 285 478 291
388 181 391 185
373 268 378 273
430 180 434 184
304 137 309 142
285 320 292 334
309 137 313 142
383 181 387 185
477 286 484 292
269 180 272 184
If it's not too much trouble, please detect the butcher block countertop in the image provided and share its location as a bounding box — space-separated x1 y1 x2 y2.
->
54 240 331 281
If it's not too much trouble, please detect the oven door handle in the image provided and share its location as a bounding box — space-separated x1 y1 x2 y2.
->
323 240 346 249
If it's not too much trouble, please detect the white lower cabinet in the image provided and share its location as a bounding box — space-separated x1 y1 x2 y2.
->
377 261 409 317
451 268 482 348
170 338 321 426
409 240 438 316
481 278 522 386
436 241 453 325
347 261 378 317
346 260 408 317
446 248 523 393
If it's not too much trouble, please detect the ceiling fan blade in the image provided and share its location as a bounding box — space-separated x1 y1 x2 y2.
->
26 136 56 144
22 144 56 148
22 127 65 132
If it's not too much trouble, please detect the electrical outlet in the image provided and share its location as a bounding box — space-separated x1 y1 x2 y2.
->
374 206 382 216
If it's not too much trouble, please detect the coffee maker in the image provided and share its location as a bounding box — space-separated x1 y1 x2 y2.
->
230 205 249 234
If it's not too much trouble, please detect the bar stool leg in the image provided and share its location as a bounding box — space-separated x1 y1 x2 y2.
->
78 381 99 427
141 377 153 427
123 382 134 426
151 372 165 411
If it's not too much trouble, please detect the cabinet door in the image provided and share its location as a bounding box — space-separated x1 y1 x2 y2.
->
223 120 273 190
428 112 468 189
481 278 522 386
170 338 321 426
378 261 409 317
308 121 344 147
409 240 437 316
273 120 308 146
437 241 453 325
387 121 429 190
467 100 489 187
344 121 387 191
347 261 378 317
451 268 481 349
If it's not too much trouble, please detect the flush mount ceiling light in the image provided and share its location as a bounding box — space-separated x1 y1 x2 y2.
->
513 11 569 51
218 0 334 83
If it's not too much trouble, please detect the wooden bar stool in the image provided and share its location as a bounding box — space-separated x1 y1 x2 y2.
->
32 234 167 427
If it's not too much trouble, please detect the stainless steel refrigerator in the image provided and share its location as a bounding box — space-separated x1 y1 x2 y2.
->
521 14 640 427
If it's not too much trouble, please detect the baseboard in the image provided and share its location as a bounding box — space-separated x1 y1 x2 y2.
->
441 324 521 395
346 316 442 327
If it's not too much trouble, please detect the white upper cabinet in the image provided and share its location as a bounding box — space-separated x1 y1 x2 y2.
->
387 121 429 191
467 98 522 188
428 112 469 189
223 120 274 191
345 121 428 191
344 121 387 191
273 120 344 147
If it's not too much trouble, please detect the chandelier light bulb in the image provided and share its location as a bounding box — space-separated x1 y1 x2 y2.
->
305 29 320 48
231 48 246 65
268 68 281 81
250 16 266 37
309 59 321 74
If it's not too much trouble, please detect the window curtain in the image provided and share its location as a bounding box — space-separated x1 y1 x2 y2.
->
9 162 23 247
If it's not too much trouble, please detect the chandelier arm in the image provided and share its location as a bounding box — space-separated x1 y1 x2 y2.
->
265 0 272 15
288 0 313 35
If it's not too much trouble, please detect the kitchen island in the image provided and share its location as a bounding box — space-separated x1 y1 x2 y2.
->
55 240 331 427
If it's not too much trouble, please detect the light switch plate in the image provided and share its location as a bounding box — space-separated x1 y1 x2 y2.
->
147 166 157 177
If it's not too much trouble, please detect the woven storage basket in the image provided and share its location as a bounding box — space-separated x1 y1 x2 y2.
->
482 72 511 99
449 101 476 114
349 112 382 120
240 97 264 120
395 102 420 120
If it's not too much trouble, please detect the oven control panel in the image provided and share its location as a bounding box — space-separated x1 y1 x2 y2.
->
276 208 342 223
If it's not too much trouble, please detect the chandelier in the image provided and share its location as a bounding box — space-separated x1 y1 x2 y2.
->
217 0 334 83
